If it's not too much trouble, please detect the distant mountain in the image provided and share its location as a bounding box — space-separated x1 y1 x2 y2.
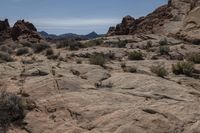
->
84 32 99 39
39 31 58 39
39 31 103 40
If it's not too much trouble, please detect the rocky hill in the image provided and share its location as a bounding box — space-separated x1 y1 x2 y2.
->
107 0 200 43
0 19 43 43
39 31 102 40
0 1 200 133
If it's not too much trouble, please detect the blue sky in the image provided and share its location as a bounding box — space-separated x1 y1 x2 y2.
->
0 0 167 35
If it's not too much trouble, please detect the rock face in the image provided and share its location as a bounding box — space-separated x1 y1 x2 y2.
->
0 19 11 40
107 0 200 42
11 20 42 42
0 34 200 132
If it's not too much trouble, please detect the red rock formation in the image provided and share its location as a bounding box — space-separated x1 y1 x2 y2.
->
0 19 11 40
107 5 173 36
107 0 200 42
11 20 42 41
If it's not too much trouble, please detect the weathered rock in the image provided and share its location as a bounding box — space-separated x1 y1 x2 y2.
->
107 0 200 43
11 20 42 42
0 19 11 40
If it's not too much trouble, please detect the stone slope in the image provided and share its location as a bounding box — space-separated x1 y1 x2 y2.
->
107 0 200 42
0 34 199 133
0 19 43 43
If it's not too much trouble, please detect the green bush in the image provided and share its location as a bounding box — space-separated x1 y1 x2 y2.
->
69 42 82 51
159 38 168 46
83 39 103 48
47 53 60 60
46 48 54 56
128 51 143 60
191 39 200 45
32 43 50 53
172 61 194 76
186 52 200 64
0 52 13 62
145 40 153 49
0 45 13 54
76 59 82 64
56 40 69 49
118 40 127 48
21 41 33 47
120 62 126 69
89 54 105 66
151 65 168 78
123 66 137 73
158 46 170 55
16 47 29 56
0 90 25 131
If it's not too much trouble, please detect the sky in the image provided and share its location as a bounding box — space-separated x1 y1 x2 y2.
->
0 0 168 35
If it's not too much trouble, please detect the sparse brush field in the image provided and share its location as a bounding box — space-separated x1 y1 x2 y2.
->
0 34 200 133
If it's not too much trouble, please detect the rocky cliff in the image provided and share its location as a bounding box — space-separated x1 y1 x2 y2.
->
107 0 200 42
0 19 11 41
0 19 42 43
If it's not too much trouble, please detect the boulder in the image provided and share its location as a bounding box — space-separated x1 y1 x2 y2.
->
0 19 11 40
11 20 42 42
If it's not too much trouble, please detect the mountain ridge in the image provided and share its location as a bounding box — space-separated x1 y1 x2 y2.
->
39 31 103 40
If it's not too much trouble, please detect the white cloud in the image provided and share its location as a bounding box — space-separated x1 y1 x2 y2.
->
29 18 120 29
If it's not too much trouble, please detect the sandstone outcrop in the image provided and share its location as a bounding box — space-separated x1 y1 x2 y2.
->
0 19 11 40
107 0 200 43
0 19 43 43
11 20 42 42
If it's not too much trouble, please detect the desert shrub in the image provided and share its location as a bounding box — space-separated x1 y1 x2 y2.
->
32 43 50 53
56 40 69 49
47 53 60 60
123 66 137 73
57 39 83 50
16 47 29 56
186 52 200 64
69 42 82 51
158 46 170 55
120 62 126 69
159 38 168 46
145 41 153 49
46 48 54 56
76 59 82 64
118 40 127 48
172 61 194 76
89 54 105 66
0 52 13 62
151 65 168 78
191 39 200 45
20 41 33 47
0 45 13 54
180 45 185 49
83 39 103 47
0 90 25 131
104 51 115 60
128 51 143 60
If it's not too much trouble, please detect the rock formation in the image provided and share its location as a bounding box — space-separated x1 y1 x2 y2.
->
107 0 200 42
11 20 42 42
0 19 11 40
0 19 43 43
